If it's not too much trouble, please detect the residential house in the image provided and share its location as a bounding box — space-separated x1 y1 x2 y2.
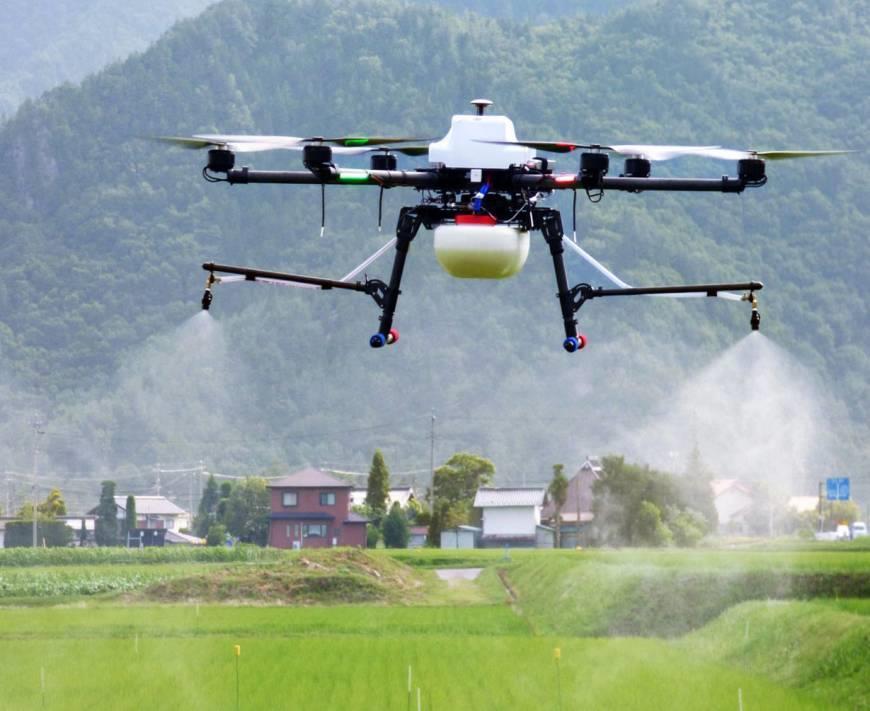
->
86 496 191 531
350 487 417 510
267 468 367 549
711 479 755 533
473 487 550 548
541 456 602 547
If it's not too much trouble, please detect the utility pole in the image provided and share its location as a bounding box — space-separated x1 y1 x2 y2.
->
31 416 45 548
429 411 436 507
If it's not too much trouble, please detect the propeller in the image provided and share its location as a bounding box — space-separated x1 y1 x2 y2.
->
477 139 851 162
154 133 429 153
677 148 853 161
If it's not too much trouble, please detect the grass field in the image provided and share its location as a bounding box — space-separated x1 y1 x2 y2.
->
0 545 867 710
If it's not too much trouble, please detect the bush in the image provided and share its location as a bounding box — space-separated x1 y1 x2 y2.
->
4 520 73 548
366 524 381 549
635 501 672 547
670 510 706 547
206 524 227 547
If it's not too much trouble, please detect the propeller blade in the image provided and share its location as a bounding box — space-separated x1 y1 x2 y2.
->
286 144 431 157
670 147 853 161
384 144 430 156
755 149 853 160
318 136 432 147
152 136 218 149
607 145 722 161
474 139 604 153
153 134 306 152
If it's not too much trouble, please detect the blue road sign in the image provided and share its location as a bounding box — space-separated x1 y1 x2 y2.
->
826 477 850 501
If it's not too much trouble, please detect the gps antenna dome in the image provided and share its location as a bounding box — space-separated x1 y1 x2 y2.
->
471 99 493 116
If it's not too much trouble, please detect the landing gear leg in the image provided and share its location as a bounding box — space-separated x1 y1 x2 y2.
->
369 207 423 348
539 209 586 353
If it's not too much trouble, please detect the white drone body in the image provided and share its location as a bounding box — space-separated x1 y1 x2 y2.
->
428 113 533 169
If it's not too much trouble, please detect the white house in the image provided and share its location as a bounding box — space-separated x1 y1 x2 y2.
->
711 480 755 532
350 487 416 509
473 487 547 548
107 496 191 531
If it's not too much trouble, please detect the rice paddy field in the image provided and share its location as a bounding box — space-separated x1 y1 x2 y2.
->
0 544 868 710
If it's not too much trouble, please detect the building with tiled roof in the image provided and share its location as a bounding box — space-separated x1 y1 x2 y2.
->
266 468 366 549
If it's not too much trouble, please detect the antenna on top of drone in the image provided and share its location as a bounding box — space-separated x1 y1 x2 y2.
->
471 98 492 115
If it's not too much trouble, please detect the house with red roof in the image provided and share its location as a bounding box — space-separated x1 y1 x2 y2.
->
267 468 367 549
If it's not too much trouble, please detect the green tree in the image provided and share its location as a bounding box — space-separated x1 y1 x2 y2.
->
382 502 409 548
94 480 119 547
195 474 220 537
365 449 390 520
682 445 718 531
124 494 137 545
216 481 233 521
548 464 569 548
431 452 495 514
37 488 66 518
593 456 707 546
223 477 270 545
427 452 494 546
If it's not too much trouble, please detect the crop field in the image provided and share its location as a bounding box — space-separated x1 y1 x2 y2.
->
0 545 867 710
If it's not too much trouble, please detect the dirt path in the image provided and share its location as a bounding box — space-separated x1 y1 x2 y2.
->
434 568 484 587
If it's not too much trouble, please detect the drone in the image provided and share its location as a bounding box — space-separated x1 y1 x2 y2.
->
160 99 846 352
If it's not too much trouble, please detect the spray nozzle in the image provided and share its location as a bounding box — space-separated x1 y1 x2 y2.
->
202 272 218 311
742 292 761 331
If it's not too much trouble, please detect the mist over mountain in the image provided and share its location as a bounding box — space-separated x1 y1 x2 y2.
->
0 0 866 511
0 0 218 120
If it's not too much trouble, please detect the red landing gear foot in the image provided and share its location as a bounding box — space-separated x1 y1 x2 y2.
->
387 329 399 345
577 334 587 350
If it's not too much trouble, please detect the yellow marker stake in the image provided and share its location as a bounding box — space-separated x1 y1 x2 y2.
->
234 645 241 711
553 648 563 711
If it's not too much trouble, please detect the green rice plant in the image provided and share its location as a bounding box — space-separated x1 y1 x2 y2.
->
0 626 826 710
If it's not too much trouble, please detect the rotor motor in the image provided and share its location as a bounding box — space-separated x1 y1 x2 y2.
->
580 152 609 181
738 158 766 185
207 149 235 173
623 157 651 178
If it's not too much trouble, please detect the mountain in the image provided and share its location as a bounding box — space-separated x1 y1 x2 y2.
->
0 0 217 119
0 0 866 511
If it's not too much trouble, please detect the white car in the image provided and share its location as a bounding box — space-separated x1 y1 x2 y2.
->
851 521 868 539
835 524 851 540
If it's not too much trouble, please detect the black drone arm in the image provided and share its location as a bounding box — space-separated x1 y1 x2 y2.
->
222 168 750 193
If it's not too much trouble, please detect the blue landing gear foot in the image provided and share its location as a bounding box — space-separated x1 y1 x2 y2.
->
370 333 387 348
562 334 587 353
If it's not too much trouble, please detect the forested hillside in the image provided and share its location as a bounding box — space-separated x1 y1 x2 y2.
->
0 0 866 507
0 0 217 119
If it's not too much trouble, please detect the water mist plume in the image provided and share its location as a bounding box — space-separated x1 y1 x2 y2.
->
613 333 835 494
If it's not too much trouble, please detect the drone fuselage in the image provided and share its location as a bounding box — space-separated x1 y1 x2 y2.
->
428 114 533 169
